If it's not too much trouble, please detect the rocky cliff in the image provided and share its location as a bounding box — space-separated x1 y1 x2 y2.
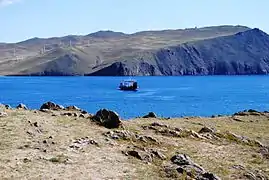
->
2 25 269 76
90 28 269 76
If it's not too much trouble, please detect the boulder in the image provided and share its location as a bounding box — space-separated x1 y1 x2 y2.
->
0 112 8 117
171 154 220 179
92 109 122 129
143 112 157 118
40 102 64 111
5 104 11 109
198 127 216 134
16 103 28 110
65 105 80 111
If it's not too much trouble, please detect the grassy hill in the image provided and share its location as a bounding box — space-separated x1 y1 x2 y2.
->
0 105 268 179
2 25 265 76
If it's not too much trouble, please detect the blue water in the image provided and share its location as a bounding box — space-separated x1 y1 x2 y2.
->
1 76 269 119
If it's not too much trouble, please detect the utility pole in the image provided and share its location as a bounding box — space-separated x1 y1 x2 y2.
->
13 48 16 57
69 40 72 47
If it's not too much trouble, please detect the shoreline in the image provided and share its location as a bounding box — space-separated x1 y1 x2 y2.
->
1 101 268 120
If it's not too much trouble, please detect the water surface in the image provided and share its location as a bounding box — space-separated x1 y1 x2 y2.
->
1 76 269 119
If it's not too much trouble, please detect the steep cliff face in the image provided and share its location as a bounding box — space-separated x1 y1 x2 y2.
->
90 61 162 76
154 28 269 75
88 28 269 76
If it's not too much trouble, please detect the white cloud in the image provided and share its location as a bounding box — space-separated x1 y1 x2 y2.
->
0 0 21 7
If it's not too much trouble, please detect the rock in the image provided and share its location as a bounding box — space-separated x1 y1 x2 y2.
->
33 122 38 127
65 105 80 111
150 149 166 160
126 148 166 163
224 131 264 147
62 112 73 117
151 122 168 128
127 150 152 162
16 103 28 110
171 154 194 166
79 114 85 118
40 109 53 113
69 137 99 150
198 127 216 134
81 110 88 114
40 102 63 111
260 146 269 159
171 154 220 180
143 112 157 118
104 130 135 140
0 112 8 117
92 109 122 129
248 109 259 113
5 104 11 109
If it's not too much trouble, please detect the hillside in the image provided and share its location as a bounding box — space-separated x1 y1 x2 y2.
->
3 25 269 76
0 104 268 179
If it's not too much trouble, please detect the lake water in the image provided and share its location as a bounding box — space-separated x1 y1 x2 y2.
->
0 76 269 119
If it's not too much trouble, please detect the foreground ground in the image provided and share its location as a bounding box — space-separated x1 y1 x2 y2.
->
0 106 269 180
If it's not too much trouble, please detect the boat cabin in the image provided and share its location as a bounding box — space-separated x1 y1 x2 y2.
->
119 80 138 91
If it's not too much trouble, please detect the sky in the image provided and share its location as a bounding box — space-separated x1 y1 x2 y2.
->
0 0 268 43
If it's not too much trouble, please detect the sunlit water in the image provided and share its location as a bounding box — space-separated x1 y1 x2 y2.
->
1 76 269 119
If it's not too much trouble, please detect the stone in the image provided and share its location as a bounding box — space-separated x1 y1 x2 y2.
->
5 104 11 109
81 110 88 114
198 127 216 134
65 105 80 111
40 102 63 111
171 154 220 180
92 109 122 129
151 122 168 128
33 122 38 127
63 112 73 117
79 114 85 118
143 112 157 118
126 150 153 163
150 149 166 160
16 103 28 110
171 154 193 166
0 112 8 117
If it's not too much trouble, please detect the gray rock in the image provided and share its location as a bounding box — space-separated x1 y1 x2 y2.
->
0 112 8 117
198 127 216 134
143 112 157 118
171 154 220 180
5 104 11 109
65 105 80 111
40 102 63 111
171 154 194 166
92 109 122 129
16 103 28 110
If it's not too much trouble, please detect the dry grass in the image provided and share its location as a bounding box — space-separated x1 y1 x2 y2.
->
0 108 268 179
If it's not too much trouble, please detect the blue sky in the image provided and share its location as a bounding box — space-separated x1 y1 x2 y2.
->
1 0 268 43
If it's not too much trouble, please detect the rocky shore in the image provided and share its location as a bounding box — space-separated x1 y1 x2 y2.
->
0 102 269 179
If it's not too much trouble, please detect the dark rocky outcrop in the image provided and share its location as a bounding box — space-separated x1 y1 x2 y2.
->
92 109 122 129
170 154 220 179
104 130 159 144
89 28 269 76
143 112 157 118
16 103 28 110
125 146 166 163
40 102 64 111
65 105 80 111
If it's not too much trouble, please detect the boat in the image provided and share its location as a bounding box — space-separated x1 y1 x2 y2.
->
118 79 138 91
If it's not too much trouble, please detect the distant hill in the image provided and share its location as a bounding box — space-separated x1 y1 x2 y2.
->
3 25 269 76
